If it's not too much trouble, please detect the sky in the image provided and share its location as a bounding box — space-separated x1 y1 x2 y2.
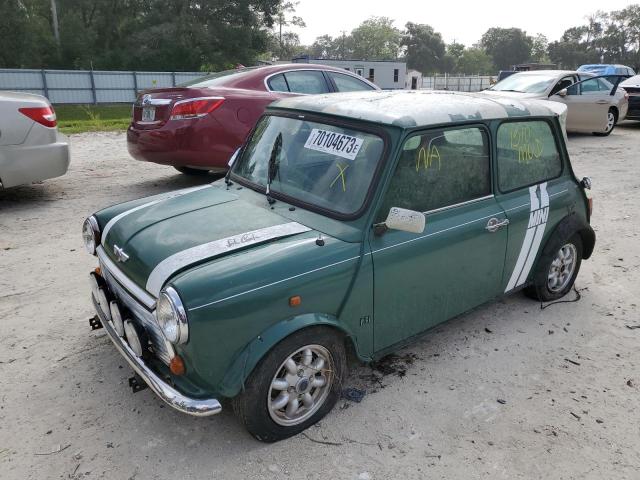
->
291 0 637 47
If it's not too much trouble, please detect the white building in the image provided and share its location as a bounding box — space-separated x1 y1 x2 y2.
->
291 57 407 90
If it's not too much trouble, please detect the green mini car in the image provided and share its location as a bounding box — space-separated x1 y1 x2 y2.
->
84 90 595 442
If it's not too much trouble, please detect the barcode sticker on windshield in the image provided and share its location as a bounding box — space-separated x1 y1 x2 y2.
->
303 129 364 160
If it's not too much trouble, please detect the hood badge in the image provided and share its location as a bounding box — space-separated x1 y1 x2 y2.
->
113 244 130 263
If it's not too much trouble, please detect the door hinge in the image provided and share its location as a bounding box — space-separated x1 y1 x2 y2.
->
359 315 371 326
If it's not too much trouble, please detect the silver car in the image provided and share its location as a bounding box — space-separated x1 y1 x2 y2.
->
0 92 70 188
481 70 629 136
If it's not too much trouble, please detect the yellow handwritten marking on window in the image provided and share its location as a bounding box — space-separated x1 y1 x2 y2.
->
509 125 544 163
329 163 349 192
415 144 441 172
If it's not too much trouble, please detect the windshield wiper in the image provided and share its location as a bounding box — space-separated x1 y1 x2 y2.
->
266 133 282 205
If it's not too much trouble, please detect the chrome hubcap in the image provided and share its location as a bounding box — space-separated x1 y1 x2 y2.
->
547 243 577 292
268 344 333 426
606 112 615 132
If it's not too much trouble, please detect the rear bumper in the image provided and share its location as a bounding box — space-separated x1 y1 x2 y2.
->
126 119 239 169
0 132 70 188
91 286 222 417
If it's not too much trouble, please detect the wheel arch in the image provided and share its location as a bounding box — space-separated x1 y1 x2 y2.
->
217 313 363 398
541 212 595 261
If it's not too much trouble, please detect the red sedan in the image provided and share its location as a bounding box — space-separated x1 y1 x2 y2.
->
127 64 379 175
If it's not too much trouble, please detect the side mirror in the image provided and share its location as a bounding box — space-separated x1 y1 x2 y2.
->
581 177 592 190
556 88 568 97
377 207 426 235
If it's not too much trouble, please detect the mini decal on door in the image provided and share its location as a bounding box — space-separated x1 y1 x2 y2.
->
505 182 550 292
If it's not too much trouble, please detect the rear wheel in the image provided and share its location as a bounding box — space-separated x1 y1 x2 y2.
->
593 108 617 136
174 166 210 176
525 234 583 301
233 327 346 442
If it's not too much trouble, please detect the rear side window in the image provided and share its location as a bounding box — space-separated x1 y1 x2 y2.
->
282 71 329 94
268 74 289 92
328 72 374 92
377 126 490 220
497 120 562 192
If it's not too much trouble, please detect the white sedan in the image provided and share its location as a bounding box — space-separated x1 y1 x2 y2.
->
0 92 70 188
481 70 629 136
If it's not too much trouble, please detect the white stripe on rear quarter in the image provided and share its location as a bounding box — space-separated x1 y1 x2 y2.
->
146 222 312 296
504 185 540 292
101 185 210 243
515 182 549 287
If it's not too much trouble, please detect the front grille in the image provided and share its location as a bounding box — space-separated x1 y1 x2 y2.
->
100 263 172 365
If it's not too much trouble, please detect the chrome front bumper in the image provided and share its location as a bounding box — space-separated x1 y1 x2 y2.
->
92 294 222 417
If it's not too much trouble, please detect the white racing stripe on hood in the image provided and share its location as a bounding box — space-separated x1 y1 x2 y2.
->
101 185 211 244
146 222 312 296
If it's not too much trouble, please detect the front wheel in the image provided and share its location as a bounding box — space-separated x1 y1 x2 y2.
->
233 327 346 442
525 234 583 301
593 108 617 136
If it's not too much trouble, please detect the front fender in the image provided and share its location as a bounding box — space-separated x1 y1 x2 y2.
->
217 312 365 398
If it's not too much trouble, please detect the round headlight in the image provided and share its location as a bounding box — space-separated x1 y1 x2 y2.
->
82 216 101 255
109 301 125 337
156 287 188 345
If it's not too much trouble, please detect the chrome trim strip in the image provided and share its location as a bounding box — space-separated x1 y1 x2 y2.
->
190 255 359 311
422 194 494 215
367 211 505 256
93 296 222 417
147 222 312 296
98 246 157 309
101 185 211 243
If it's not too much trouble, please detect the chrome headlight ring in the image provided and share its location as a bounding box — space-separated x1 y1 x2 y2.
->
156 286 189 345
82 216 101 255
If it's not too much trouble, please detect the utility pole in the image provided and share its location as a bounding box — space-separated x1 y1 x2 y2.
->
50 0 60 47
341 31 346 60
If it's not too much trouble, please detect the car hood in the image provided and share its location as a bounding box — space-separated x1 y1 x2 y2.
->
100 184 314 297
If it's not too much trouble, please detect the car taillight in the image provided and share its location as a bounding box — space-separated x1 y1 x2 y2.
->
18 106 57 127
588 197 593 217
169 97 224 120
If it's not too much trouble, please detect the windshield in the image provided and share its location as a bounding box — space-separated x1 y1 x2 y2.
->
489 73 557 93
233 115 385 216
179 67 261 87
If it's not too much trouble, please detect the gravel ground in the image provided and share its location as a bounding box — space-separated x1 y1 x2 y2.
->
1 124 639 480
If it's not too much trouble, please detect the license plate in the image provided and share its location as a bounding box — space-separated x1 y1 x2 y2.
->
142 106 155 122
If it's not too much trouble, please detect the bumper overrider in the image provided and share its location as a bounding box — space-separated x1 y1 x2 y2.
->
90 274 222 417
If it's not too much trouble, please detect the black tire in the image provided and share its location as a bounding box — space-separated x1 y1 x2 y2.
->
233 327 346 442
525 233 583 302
174 166 210 176
593 108 617 136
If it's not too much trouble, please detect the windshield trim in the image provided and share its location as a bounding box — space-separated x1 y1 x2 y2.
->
229 110 392 221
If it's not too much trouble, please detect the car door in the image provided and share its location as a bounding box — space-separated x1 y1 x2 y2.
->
556 77 611 132
494 119 567 292
369 125 508 351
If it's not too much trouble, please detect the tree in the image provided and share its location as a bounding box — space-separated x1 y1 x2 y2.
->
274 1 306 60
455 48 495 74
480 27 533 70
530 34 549 62
350 17 401 60
402 22 446 74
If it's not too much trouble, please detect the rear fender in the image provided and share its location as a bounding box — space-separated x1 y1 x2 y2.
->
218 313 363 398
541 213 595 260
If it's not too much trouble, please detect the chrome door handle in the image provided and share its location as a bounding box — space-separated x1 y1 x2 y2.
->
595 100 609 104
486 217 509 232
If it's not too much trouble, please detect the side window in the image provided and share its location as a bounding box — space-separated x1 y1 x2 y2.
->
497 120 562 192
377 126 490 221
283 71 329 94
393 69 399 83
268 73 289 92
550 76 574 95
328 72 375 92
